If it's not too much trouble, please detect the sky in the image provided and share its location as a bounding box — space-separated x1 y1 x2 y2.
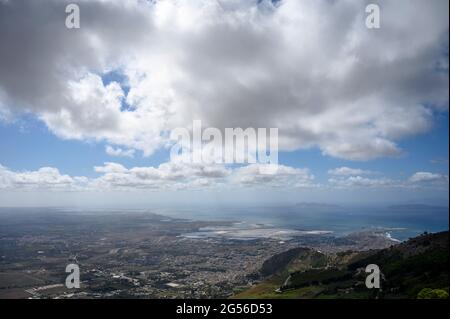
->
0 0 448 208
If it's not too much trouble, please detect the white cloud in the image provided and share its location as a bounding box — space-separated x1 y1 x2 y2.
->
328 167 373 176
105 145 135 158
409 172 449 184
91 162 316 190
0 0 447 160
0 164 87 190
231 164 315 188
92 161 231 190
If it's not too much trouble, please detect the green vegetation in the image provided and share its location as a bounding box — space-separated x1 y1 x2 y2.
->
417 288 449 299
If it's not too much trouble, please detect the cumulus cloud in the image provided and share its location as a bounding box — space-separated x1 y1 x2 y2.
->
0 164 87 190
91 162 316 190
1 162 448 192
105 145 135 158
328 167 373 176
0 160 316 191
231 164 315 188
0 0 448 160
0 0 165 155
409 172 449 184
92 161 231 190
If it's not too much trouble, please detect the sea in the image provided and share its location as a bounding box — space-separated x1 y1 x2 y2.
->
153 204 449 241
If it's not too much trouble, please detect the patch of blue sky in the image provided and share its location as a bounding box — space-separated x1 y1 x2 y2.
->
101 70 134 112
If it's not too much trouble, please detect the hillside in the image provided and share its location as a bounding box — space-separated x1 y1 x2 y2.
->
233 231 449 299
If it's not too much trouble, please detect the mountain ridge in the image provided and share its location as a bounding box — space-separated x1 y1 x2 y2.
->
234 231 449 299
